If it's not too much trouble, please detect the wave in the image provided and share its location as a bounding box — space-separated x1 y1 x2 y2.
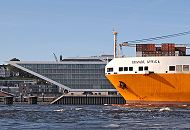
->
159 107 171 112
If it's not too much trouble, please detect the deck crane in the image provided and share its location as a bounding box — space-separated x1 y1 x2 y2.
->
118 42 136 57
53 53 58 62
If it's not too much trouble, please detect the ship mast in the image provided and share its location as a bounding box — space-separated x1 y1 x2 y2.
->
113 31 118 58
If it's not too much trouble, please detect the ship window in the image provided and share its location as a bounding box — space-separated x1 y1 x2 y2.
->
169 66 175 71
107 68 113 72
144 66 148 71
119 67 123 71
183 65 189 71
139 66 143 71
124 67 128 71
129 67 133 71
176 65 182 72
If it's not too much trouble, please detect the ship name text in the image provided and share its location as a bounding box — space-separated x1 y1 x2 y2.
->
132 60 160 64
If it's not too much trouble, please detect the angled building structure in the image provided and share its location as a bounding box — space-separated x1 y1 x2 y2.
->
8 55 116 95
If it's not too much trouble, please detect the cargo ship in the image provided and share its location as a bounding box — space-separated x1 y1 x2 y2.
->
105 32 190 103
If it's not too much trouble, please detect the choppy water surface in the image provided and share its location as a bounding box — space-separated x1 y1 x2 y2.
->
0 104 190 130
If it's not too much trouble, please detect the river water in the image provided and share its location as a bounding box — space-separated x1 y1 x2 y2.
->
0 104 189 130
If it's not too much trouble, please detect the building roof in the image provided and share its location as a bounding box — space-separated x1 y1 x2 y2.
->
0 90 14 97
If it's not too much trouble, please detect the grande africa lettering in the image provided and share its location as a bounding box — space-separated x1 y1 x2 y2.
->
132 60 160 64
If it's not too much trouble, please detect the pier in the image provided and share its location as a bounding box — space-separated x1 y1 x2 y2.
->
51 95 126 105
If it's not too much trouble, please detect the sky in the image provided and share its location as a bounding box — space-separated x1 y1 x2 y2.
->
0 0 190 63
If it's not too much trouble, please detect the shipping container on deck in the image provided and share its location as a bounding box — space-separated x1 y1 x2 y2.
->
136 44 144 52
142 51 157 57
175 47 186 56
147 44 156 51
136 43 186 57
155 51 162 56
156 47 161 51
161 43 175 52
136 44 156 52
162 51 175 56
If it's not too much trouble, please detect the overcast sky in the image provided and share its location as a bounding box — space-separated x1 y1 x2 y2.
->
0 0 190 63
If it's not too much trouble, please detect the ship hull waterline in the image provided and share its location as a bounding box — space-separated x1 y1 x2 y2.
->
106 73 190 104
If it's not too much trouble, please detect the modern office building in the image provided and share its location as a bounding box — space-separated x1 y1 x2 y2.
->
8 55 116 95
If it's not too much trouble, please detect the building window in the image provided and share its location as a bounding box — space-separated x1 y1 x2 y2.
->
176 65 182 72
124 67 128 71
183 65 189 71
169 66 175 71
144 66 148 71
129 67 133 71
107 68 113 72
139 66 143 71
119 67 123 71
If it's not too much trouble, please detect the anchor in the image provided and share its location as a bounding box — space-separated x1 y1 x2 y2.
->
119 81 127 89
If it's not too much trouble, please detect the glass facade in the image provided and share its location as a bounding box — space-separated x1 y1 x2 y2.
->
18 60 113 90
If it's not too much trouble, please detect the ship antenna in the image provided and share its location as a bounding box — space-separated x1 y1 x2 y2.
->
113 30 118 58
